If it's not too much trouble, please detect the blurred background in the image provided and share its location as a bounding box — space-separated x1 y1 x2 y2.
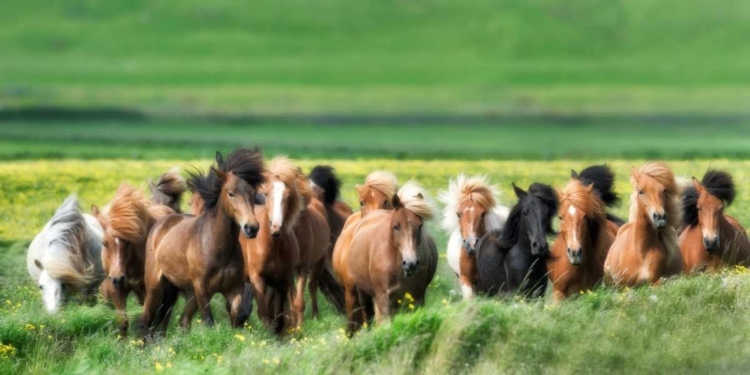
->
1 0 749 160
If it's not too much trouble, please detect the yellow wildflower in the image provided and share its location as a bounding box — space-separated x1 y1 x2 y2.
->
441 299 448 305
408 303 415 310
234 334 246 342
155 362 164 372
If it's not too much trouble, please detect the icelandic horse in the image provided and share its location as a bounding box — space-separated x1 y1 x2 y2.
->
139 148 264 338
440 174 509 299
148 167 188 213
604 161 683 287
548 165 622 301
679 170 750 272
344 181 438 334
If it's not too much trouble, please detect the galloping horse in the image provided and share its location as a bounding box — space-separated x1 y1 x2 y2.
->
548 165 621 301
605 161 682 287
476 183 558 298
93 184 174 336
680 170 750 272
344 181 437 334
332 171 398 315
27 194 105 314
148 167 187 213
140 148 264 338
440 174 508 299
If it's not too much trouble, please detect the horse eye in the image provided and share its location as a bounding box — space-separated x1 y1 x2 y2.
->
228 192 235 198
638 190 644 195
393 224 400 231
38 285 43 290
359 201 364 207
456 212 461 218
558 216 562 220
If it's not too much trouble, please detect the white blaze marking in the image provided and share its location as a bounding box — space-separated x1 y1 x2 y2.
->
271 181 285 228
568 205 577 216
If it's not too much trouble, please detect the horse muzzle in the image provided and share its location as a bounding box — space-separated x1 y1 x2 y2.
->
243 223 260 239
402 260 419 276
110 275 127 289
651 212 667 229
567 247 583 266
463 238 478 256
703 236 719 252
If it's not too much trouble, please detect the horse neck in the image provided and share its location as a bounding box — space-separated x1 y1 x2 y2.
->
632 203 660 254
205 198 241 254
583 215 609 268
717 215 749 257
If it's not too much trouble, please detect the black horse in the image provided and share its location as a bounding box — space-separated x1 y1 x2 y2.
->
476 182 558 298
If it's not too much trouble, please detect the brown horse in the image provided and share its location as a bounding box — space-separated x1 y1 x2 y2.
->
332 171 399 316
309 165 354 239
549 165 621 301
604 161 682 287
344 181 437 334
139 148 264 338
440 174 509 300
93 184 174 337
148 167 187 213
679 170 750 272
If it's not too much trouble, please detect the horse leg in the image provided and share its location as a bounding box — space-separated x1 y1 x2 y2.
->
274 278 292 335
111 287 129 338
345 285 362 335
308 259 325 318
374 290 391 325
459 250 476 299
292 270 308 327
139 278 166 339
192 281 215 327
178 291 198 330
248 273 271 327
223 284 251 329
154 283 180 337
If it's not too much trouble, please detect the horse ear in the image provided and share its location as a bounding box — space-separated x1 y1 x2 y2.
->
392 193 402 209
91 205 100 217
585 183 594 193
571 169 579 179
215 151 224 166
213 168 227 182
416 192 424 200
147 179 156 192
692 177 703 193
512 183 527 199
630 167 640 187
355 184 364 195
34 259 43 270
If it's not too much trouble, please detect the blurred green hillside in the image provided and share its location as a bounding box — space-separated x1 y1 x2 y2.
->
2 0 750 114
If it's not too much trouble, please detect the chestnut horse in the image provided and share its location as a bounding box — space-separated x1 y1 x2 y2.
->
476 183 558 298
605 161 682 287
344 181 437 334
332 171 398 317
549 165 622 301
139 148 264 338
148 167 187 213
440 174 509 299
680 170 750 272
93 184 174 337
263 156 330 327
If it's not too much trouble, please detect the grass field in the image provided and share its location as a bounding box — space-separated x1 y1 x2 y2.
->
2 0 750 114
2 157 750 374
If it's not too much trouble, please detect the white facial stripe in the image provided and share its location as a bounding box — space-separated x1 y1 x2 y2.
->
568 205 577 216
115 238 119 246
271 181 285 227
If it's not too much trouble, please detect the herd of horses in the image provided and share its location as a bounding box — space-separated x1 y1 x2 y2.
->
26 149 750 340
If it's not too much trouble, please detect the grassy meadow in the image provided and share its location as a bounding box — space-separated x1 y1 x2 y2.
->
2 158 750 374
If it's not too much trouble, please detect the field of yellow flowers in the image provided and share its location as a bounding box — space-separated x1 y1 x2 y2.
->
2 158 750 374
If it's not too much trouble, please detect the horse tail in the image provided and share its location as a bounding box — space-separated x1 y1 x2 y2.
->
317 263 346 314
308 165 342 205
149 167 187 213
577 164 620 208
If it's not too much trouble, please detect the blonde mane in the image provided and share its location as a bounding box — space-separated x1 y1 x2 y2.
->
365 171 398 199
558 179 606 220
108 183 150 244
440 174 501 231
397 181 435 220
268 155 304 230
42 194 97 289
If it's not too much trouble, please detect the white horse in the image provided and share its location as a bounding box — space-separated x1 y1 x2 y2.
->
27 194 105 313
440 175 509 299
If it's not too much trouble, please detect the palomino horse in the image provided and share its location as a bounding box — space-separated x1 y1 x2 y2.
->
476 183 558 298
263 156 330 327
93 183 174 336
440 174 509 299
549 165 621 301
344 181 437 334
140 148 264 338
148 167 187 213
333 171 398 317
680 170 750 272
605 161 683 287
27 194 105 314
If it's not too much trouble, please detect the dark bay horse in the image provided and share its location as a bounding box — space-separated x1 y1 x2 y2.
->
680 170 750 272
605 161 682 287
139 148 265 338
476 182 558 298
549 165 621 301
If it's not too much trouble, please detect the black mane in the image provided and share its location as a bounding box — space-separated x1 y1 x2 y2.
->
682 169 735 228
309 165 342 205
187 148 265 210
496 182 558 250
575 164 620 208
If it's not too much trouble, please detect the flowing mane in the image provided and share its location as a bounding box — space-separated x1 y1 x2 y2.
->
558 179 606 220
149 167 187 212
629 161 681 229
108 183 150 244
682 169 735 228
365 171 398 198
188 148 266 211
309 165 342 205
42 194 96 288
496 183 558 250
440 174 502 232
268 155 305 230
573 164 620 208
397 181 435 220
